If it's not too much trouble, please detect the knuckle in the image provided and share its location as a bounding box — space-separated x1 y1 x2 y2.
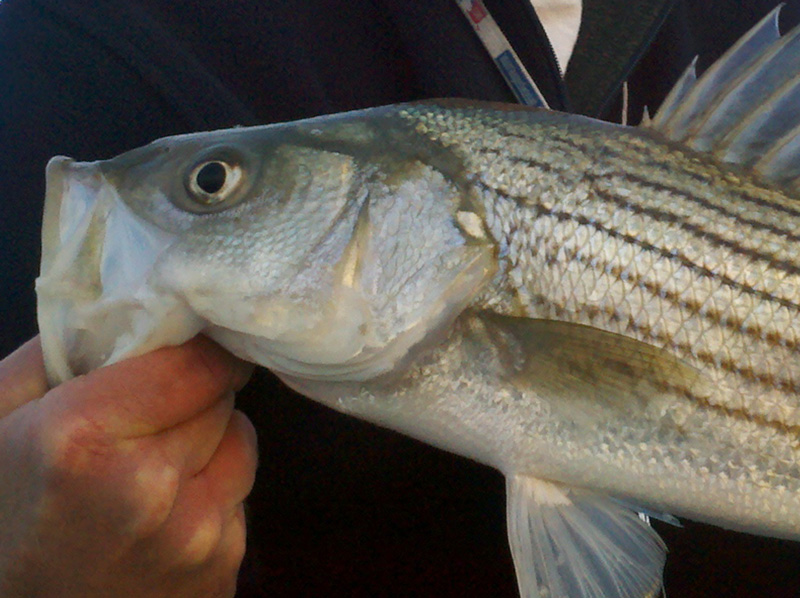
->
38 407 114 478
175 510 224 568
222 412 259 504
125 460 181 538
225 506 248 571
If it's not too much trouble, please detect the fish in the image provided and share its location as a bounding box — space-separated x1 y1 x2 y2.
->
35 6 800 597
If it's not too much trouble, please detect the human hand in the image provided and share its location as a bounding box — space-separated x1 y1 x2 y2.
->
0 336 256 598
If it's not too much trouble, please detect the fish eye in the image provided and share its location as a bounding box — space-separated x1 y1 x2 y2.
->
173 145 256 214
186 159 243 205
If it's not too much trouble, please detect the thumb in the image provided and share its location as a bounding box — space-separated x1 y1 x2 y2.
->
47 335 254 439
0 337 49 419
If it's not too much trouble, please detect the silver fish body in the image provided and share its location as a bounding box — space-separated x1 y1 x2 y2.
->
36 7 800 598
416 104 800 533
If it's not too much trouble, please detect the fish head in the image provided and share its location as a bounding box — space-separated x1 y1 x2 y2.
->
37 107 497 386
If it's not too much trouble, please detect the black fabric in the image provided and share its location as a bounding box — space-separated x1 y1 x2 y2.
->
567 0 677 117
3 1 800 596
32 1 258 129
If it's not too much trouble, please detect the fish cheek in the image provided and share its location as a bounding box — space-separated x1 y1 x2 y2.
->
153 147 366 346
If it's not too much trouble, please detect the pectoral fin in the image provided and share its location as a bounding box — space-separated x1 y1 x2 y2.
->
507 475 666 598
475 313 709 426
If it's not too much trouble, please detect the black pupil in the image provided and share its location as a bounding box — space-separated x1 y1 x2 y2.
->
196 162 227 194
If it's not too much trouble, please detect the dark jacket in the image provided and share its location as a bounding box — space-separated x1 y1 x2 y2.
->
1 1 798 595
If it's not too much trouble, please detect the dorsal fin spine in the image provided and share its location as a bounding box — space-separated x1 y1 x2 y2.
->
683 18 800 149
648 5 800 190
653 6 782 142
717 74 800 163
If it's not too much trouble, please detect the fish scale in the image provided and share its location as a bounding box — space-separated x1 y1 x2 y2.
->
400 105 800 434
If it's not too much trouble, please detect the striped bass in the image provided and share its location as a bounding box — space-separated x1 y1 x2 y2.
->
36 7 800 598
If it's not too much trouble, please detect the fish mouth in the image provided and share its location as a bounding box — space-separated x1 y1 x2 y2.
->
36 156 200 386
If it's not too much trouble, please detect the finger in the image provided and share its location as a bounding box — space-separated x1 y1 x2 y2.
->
198 410 259 509
127 411 255 568
138 411 255 570
155 479 226 571
47 335 253 438
154 393 235 479
0 337 48 418
141 486 248 592
182 504 247 598
214 504 248 593
142 463 244 570
170 504 247 598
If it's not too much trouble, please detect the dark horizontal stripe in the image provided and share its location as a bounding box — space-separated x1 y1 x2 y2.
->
474 131 590 162
660 377 800 446
593 170 800 245
627 311 800 403
551 235 800 354
593 135 800 219
480 119 800 221
528 285 800 406
497 183 800 314
527 285 797 435
592 184 800 279
574 210 800 312
473 146 562 174
490 124 619 161
472 129 800 252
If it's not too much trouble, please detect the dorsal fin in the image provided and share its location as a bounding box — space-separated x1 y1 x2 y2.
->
650 6 781 141
648 6 800 190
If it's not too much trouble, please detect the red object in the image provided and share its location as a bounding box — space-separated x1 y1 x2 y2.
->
467 0 488 24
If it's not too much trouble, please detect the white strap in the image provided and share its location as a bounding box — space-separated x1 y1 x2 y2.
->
454 0 550 107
